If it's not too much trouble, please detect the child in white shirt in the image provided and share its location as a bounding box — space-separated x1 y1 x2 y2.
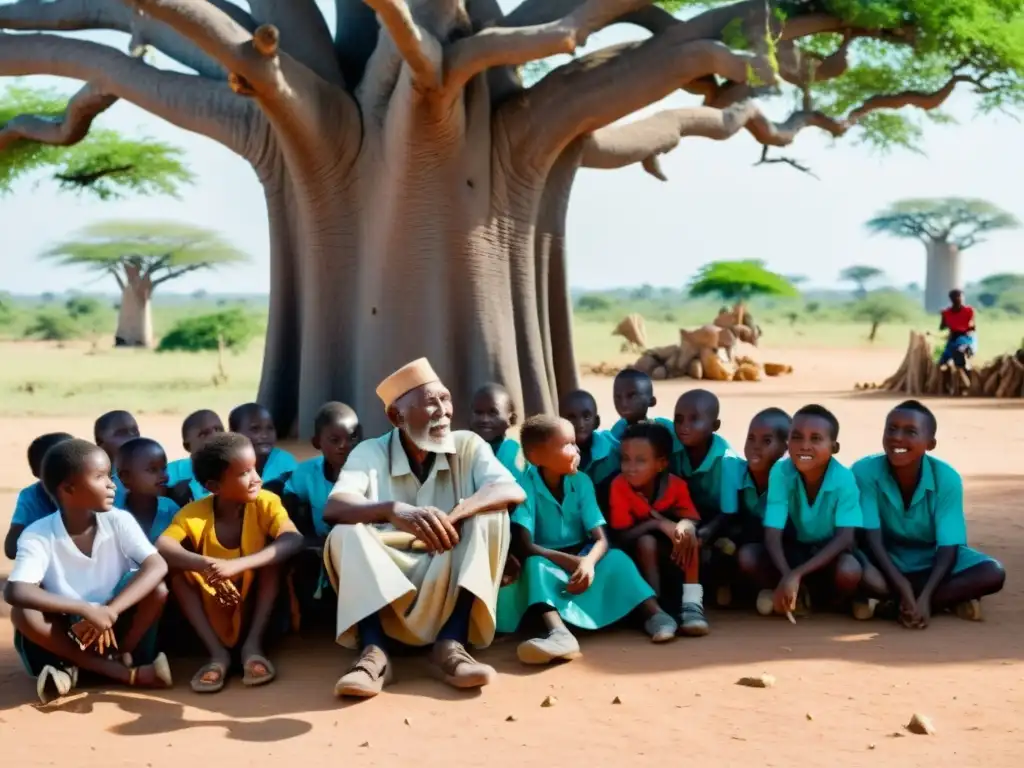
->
4 439 173 703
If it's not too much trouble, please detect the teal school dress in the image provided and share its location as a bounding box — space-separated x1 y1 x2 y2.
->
852 453 998 575
283 456 335 538
670 434 742 519
12 482 56 528
734 460 772 542
141 497 180 543
166 457 210 502
578 430 621 489
763 457 863 545
261 447 298 484
611 416 684 453
496 467 655 632
493 437 527 485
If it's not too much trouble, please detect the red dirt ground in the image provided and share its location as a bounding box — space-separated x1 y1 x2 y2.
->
1 347 1021 767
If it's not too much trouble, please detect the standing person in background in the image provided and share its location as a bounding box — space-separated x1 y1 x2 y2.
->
938 289 977 373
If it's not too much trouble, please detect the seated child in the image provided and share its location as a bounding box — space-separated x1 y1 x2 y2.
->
116 438 180 543
671 390 742 547
228 402 297 493
470 383 525 483
496 416 677 666
610 369 681 452
167 409 225 506
5 439 172 704
740 405 864 617
559 389 620 504
5 432 73 560
94 410 141 507
852 400 1005 627
609 421 708 636
157 433 303 694
735 408 792 557
283 402 361 540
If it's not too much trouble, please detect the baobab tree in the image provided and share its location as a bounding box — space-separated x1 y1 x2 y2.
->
866 198 1021 313
2 0 1022 436
41 220 247 347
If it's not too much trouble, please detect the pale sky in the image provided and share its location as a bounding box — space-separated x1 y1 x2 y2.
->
2 1 1023 296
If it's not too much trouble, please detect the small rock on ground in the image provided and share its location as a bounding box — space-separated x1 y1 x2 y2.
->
906 713 936 735
736 674 776 689
541 695 557 707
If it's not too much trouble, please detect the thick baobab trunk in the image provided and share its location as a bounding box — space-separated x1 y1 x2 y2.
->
114 277 153 348
924 239 962 313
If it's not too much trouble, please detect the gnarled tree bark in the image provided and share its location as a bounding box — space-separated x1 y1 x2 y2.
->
0 0 994 435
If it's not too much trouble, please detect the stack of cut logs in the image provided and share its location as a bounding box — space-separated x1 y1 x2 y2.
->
856 331 1024 397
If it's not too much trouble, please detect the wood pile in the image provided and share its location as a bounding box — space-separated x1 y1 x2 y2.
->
855 331 1024 397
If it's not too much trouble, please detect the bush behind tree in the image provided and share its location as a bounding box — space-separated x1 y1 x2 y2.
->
157 308 259 353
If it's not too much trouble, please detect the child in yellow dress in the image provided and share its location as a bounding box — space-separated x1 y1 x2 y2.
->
157 433 303 694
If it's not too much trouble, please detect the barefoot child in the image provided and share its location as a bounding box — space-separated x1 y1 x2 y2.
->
496 416 677 665
283 402 361 540
5 439 172 703
5 432 73 559
157 433 303 693
852 400 1005 627
470 383 525 483
228 403 297 493
94 410 141 506
671 389 743 551
167 409 225 505
609 421 708 636
559 389 620 504
749 405 864 617
116 438 180 542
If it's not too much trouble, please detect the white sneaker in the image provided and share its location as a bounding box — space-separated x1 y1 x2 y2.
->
36 665 76 705
517 627 582 665
644 611 679 643
756 589 775 616
680 583 709 636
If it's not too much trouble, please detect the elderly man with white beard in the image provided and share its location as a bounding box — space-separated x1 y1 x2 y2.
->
323 358 525 698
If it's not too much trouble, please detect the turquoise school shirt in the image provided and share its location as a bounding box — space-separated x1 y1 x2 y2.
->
12 482 56 527
852 453 985 575
166 457 211 501
146 497 180 543
737 461 769 521
670 434 742 517
261 447 298 483
611 416 684 453
113 472 127 508
579 430 620 489
764 457 863 544
513 466 605 550
494 438 526 485
283 456 335 538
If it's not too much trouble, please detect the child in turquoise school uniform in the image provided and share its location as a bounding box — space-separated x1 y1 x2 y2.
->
852 400 1005 627
733 408 792 600
283 402 361 541
5 432 74 560
94 410 141 507
5 439 172 704
559 389 620 508
469 383 525 483
610 369 682 453
740 405 864 617
228 403 297 492
167 409 225 505
116 438 180 543
497 415 678 666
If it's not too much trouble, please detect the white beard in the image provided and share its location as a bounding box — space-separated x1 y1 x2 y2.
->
407 423 456 454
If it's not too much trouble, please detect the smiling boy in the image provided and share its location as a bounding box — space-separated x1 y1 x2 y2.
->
559 389 620 508
852 400 1005 627
745 404 864 616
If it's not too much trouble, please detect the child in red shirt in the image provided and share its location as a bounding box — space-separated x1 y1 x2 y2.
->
609 421 708 636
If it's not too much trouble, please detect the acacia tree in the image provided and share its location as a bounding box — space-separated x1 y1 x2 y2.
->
688 259 798 301
41 220 247 347
839 265 883 299
850 288 914 342
2 0 1023 436
866 198 1021 313
1 83 191 196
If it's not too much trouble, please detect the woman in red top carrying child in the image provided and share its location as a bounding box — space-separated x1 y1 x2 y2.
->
939 289 977 372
